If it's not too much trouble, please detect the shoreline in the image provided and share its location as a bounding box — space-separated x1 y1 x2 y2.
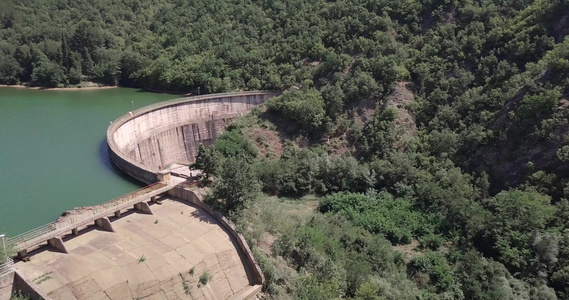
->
141 86 193 95
0 84 118 91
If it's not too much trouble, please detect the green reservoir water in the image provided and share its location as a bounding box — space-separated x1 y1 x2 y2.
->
0 87 176 236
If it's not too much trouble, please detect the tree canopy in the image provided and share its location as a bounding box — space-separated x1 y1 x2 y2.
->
5 0 569 298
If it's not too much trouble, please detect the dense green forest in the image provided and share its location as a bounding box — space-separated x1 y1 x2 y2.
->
4 0 569 299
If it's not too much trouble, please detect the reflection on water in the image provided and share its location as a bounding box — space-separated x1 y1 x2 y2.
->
98 138 143 187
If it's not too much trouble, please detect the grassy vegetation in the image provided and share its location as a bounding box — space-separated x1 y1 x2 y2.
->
10 292 30 300
0 235 16 264
234 196 426 299
179 272 192 295
33 272 53 285
198 271 212 287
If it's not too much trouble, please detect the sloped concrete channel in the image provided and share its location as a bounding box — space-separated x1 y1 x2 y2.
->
2 91 276 300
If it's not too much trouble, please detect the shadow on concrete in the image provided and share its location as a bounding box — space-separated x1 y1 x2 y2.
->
20 206 155 262
98 139 145 187
25 245 64 258
115 206 152 218
166 197 256 285
189 209 217 225
18 197 257 288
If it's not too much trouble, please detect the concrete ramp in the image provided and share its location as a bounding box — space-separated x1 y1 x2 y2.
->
14 198 254 300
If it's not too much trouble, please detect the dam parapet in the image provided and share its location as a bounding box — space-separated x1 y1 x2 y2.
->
107 91 276 184
8 181 174 258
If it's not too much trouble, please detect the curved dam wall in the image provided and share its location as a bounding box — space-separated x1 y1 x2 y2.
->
107 91 276 184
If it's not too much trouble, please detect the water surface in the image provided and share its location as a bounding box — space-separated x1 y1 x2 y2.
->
0 87 176 236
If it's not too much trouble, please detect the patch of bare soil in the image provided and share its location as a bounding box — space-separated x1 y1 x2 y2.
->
302 58 321 67
243 127 284 159
324 136 352 156
284 198 319 218
393 240 421 259
256 233 277 257
343 56 357 75
559 93 569 110
387 81 417 134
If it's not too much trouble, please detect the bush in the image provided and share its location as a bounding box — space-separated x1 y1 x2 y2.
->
31 60 67 87
10 292 30 300
212 157 261 211
319 191 436 244
199 271 212 286
407 252 456 294
214 130 258 161
266 88 328 137
419 233 445 251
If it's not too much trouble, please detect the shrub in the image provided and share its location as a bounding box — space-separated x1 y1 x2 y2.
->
199 271 212 286
319 192 434 244
266 88 327 137
419 233 445 251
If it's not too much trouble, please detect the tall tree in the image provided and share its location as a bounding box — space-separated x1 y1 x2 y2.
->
191 144 222 181
213 157 261 211
61 33 71 71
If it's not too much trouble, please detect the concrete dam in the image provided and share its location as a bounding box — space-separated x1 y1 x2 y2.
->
1 91 276 300
107 91 275 184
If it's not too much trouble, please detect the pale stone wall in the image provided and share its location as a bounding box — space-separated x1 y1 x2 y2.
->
0 270 51 300
107 91 275 184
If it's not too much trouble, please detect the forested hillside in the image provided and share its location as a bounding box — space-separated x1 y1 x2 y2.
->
4 0 569 299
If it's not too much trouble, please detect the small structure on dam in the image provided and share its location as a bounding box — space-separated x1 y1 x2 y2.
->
2 91 276 300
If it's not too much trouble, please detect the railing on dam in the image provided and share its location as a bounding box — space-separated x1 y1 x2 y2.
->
107 91 277 184
7 182 168 251
0 258 14 278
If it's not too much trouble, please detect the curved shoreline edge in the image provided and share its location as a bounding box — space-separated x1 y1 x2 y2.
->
0 84 118 91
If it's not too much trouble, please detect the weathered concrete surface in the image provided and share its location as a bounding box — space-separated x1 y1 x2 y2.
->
14 199 253 300
0 272 14 300
169 186 264 285
94 217 115 232
10 182 174 258
12 270 51 300
107 91 275 184
47 237 68 254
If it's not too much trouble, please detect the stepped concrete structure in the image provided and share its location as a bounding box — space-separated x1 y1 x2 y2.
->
2 91 276 300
